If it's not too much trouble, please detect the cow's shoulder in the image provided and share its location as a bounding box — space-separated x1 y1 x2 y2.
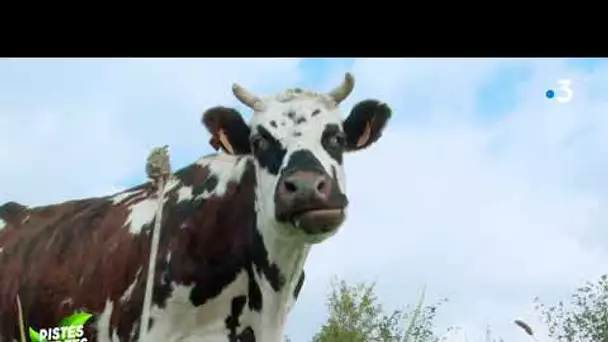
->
156 153 258 274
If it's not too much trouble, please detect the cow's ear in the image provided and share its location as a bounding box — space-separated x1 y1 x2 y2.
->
342 99 391 152
202 106 252 155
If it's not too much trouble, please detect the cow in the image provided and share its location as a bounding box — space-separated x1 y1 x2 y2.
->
0 73 392 342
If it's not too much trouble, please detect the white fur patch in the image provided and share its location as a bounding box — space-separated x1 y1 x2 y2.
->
97 300 121 342
145 273 250 342
120 268 142 303
0 218 5 231
124 197 158 235
177 186 193 203
195 155 250 199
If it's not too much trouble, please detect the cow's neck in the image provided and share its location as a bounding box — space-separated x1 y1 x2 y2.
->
256 218 311 335
250 165 311 314
259 221 310 289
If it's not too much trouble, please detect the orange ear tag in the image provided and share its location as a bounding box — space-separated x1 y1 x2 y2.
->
356 121 372 148
218 129 235 155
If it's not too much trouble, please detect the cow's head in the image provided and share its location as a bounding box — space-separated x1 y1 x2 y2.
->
202 73 391 243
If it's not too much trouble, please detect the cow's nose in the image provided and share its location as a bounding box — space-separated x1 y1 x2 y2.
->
277 171 331 204
275 170 346 235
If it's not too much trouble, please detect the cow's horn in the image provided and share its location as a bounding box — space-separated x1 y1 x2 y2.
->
328 72 355 104
232 83 262 110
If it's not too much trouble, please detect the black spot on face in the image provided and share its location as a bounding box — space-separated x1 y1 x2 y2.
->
282 150 326 175
295 117 306 125
251 125 287 175
281 121 286 127
293 131 302 137
286 111 295 119
312 109 321 117
321 124 345 164
270 120 277 128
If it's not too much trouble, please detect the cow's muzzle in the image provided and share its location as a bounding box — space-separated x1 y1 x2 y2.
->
275 170 347 234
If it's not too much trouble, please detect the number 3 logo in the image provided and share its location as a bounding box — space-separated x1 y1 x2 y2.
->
556 79 573 103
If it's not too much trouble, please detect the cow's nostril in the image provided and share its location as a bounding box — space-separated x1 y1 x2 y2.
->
316 180 327 193
284 180 298 193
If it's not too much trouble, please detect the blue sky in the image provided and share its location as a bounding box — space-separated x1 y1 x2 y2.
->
1 58 608 341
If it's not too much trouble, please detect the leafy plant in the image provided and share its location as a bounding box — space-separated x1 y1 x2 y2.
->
311 278 445 342
535 274 608 342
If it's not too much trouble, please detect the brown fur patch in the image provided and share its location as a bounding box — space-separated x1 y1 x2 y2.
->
0 195 151 340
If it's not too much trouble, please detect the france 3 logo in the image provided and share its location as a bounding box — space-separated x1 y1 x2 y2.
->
545 79 573 103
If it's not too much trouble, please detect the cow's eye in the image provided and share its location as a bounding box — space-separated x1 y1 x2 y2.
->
251 136 269 151
328 133 345 148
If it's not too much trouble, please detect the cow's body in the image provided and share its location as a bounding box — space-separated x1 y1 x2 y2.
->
0 155 299 341
0 73 391 342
